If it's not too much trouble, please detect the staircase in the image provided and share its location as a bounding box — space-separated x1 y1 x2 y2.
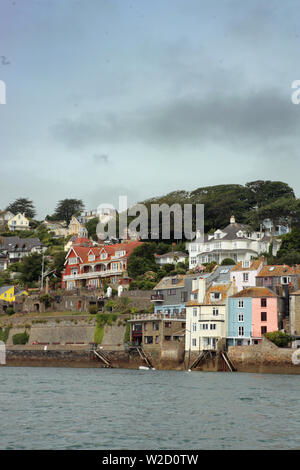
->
136 346 154 369
221 351 236 372
93 349 112 367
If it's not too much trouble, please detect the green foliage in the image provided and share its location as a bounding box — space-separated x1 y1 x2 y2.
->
53 199 85 224
89 305 98 315
6 198 36 218
275 229 300 265
128 243 157 279
0 327 10 343
221 258 236 265
124 321 131 343
18 253 45 285
12 331 29 345
6 306 15 316
85 217 99 241
105 300 117 312
265 331 293 348
39 294 53 308
94 313 119 344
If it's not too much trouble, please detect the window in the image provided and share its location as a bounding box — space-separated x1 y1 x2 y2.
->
261 298 267 307
164 336 171 341
210 324 216 330
100 253 107 260
243 273 249 282
202 324 209 330
165 322 171 328
211 292 221 300
181 292 188 302
88 254 95 262
193 308 197 317
192 322 197 332
213 307 219 316
155 336 159 344
68 257 78 265
153 322 159 331
261 326 267 335
238 300 244 308
238 314 244 322
281 276 291 285
192 338 197 347
111 262 118 271
238 326 244 336
261 312 267 321
168 289 176 295
144 336 153 344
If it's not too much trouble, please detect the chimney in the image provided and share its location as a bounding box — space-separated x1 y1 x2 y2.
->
230 215 235 224
197 277 206 303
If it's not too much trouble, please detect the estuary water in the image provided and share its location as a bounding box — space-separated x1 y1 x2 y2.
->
0 367 300 450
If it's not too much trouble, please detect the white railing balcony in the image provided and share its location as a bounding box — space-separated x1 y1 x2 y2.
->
63 269 123 281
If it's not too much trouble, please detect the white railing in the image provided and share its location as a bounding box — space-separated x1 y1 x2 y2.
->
63 270 123 280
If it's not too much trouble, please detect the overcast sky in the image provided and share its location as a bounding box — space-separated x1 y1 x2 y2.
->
1 0 300 218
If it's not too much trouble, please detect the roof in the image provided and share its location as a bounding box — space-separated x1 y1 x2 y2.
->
155 251 188 259
230 287 277 298
256 265 296 277
231 259 263 272
0 236 44 251
204 282 232 304
0 285 13 295
154 275 185 290
65 241 142 266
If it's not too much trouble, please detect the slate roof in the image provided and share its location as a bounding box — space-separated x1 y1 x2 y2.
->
0 236 44 251
256 265 296 278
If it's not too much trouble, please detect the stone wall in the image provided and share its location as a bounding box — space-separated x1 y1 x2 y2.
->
228 337 300 374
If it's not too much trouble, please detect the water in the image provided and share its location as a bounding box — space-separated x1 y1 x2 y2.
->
0 367 300 450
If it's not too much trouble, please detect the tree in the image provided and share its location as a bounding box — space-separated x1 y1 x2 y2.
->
18 253 46 285
51 250 66 278
128 243 157 278
53 199 84 224
221 258 236 265
6 198 36 218
265 331 293 348
85 217 99 241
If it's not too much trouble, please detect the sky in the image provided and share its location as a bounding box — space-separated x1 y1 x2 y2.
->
1 0 300 219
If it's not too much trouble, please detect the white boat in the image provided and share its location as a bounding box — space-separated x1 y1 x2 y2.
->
139 366 155 370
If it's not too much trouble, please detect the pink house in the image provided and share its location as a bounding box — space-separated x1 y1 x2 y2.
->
251 289 279 339
230 258 264 293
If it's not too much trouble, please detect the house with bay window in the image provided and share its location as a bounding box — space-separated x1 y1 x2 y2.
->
187 215 280 269
151 274 197 317
61 241 142 290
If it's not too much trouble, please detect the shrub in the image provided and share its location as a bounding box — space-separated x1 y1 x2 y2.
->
39 294 54 308
265 331 293 348
6 306 15 316
221 258 236 266
0 327 10 343
124 321 131 344
89 305 98 315
12 331 29 345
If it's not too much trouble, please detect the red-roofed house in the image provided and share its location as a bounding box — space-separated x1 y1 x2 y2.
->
61 241 142 290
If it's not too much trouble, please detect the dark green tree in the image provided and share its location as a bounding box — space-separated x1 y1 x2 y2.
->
128 243 157 278
85 217 99 241
53 199 84 224
18 253 46 284
6 198 36 218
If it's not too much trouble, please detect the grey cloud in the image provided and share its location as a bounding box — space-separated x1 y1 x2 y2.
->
52 88 300 152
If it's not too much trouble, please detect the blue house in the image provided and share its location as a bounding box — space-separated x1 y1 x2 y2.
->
227 295 252 346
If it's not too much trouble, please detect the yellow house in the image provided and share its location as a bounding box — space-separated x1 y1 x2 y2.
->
68 216 88 237
7 213 30 231
0 285 28 302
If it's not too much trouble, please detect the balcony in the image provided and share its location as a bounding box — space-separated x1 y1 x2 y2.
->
151 294 164 302
63 269 123 281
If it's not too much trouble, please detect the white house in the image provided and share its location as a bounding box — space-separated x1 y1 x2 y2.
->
185 278 235 352
187 216 280 269
154 251 188 266
7 213 30 231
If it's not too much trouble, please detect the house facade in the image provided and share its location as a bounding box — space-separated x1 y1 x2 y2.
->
0 236 46 266
151 274 196 317
7 213 30 231
185 278 235 352
154 251 188 266
187 216 280 269
227 287 281 346
129 313 186 350
230 258 264 292
61 241 142 290
68 216 88 238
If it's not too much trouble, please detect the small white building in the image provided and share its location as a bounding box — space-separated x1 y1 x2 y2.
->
154 251 188 266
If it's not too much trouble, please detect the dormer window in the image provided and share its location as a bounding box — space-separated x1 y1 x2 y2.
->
100 252 108 260
69 257 78 265
211 292 221 301
242 261 250 268
88 254 95 262
281 276 291 285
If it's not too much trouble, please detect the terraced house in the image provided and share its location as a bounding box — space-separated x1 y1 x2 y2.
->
185 278 235 352
227 287 283 346
151 274 196 317
61 241 142 290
